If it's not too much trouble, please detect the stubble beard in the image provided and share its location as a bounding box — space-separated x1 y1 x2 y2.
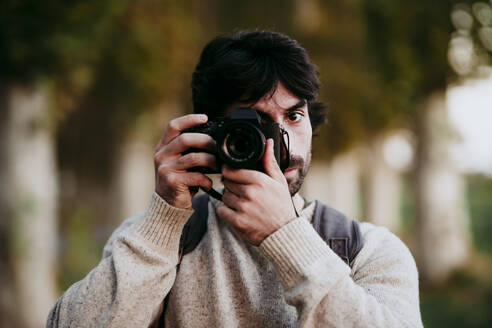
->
287 150 312 196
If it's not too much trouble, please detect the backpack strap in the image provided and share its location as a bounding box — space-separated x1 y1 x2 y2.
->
178 197 364 265
158 197 363 326
312 200 364 266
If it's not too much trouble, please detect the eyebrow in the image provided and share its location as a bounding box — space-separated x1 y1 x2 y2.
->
252 99 307 122
285 99 307 113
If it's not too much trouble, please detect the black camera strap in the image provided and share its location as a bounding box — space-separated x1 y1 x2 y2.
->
201 187 223 201
280 126 291 169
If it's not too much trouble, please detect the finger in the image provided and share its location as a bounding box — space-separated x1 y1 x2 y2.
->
262 138 284 182
217 205 249 234
221 165 265 185
175 152 218 171
216 205 247 230
216 204 236 223
221 189 241 210
165 132 216 156
157 114 208 148
158 170 213 190
181 172 213 190
222 179 244 196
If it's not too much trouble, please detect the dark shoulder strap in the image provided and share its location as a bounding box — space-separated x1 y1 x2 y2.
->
178 193 210 262
312 200 364 266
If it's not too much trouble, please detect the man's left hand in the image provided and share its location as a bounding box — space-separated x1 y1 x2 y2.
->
217 139 297 246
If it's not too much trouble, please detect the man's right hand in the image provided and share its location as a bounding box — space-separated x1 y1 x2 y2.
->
154 114 217 209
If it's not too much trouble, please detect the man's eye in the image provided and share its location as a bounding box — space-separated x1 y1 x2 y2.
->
287 112 303 122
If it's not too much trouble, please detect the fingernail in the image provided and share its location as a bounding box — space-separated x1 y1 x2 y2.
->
198 114 208 122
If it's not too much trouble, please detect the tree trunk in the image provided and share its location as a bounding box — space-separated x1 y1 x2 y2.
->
112 116 155 222
361 136 402 233
415 91 470 286
301 150 361 219
0 84 58 327
111 102 183 223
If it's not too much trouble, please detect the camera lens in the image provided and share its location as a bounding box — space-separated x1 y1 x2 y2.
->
219 122 265 167
226 131 251 158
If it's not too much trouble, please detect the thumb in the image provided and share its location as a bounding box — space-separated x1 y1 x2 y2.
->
263 138 284 182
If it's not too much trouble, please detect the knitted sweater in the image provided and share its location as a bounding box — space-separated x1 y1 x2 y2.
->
47 192 423 327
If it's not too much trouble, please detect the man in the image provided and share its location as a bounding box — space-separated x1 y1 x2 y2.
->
47 31 423 327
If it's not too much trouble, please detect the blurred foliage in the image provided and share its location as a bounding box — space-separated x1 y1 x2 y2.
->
58 207 103 291
0 0 126 83
53 1 202 182
309 0 458 157
400 172 417 231
404 173 492 327
3 0 491 159
421 267 492 327
399 172 492 253
467 173 492 252
449 1 492 76
302 1 388 156
363 0 454 99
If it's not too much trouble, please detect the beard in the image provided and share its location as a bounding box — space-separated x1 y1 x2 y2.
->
286 150 312 196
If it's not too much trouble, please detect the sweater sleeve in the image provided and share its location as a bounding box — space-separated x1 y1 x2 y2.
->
46 192 194 328
259 218 423 328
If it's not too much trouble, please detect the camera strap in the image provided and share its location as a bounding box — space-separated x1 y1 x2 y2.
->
280 126 291 169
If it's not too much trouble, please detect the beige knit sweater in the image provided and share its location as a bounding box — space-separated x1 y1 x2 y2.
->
47 192 423 327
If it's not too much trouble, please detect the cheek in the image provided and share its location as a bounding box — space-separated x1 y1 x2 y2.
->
288 123 312 157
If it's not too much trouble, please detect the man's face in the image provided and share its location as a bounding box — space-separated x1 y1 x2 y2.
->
228 83 312 196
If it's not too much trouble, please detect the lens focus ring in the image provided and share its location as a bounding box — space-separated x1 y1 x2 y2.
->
219 122 265 168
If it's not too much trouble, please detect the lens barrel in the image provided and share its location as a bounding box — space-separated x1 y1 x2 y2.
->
218 121 265 168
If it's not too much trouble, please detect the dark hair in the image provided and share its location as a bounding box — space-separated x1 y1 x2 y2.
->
191 30 326 131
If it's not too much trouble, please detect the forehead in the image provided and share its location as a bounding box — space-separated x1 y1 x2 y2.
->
253 83 303 114
226 83 303 116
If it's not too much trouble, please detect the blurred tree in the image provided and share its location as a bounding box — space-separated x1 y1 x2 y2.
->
0 84 59 328
291 0 490 285
359 0 492 285
291 0 406 231
0 1 126 326
56 0 202 227
0 1 200 326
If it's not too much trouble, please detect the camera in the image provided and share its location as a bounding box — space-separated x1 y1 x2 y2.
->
182 108 290 173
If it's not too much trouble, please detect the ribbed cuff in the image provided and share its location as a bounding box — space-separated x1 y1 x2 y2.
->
136 192 194 254
259 216 350 289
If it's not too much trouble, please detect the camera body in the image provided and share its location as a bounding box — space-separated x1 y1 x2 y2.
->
182 108 289 173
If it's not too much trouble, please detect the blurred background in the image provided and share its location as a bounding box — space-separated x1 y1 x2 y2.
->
1 0 492 327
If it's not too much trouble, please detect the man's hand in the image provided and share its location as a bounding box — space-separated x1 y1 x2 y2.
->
154 114 217 209
217 139 297 246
